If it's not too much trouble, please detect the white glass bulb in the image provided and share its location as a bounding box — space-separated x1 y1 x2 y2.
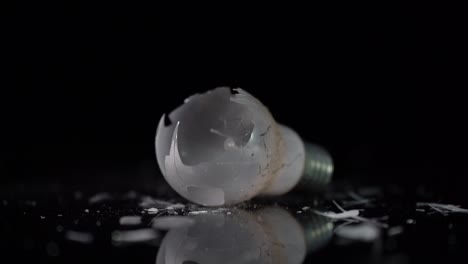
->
155 87 332 206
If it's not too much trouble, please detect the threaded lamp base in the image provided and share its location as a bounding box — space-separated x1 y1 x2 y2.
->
299 143 333 191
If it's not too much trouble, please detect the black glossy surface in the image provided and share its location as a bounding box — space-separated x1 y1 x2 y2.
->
2 180 467 264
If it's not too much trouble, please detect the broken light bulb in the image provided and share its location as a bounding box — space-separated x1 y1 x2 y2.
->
155 87 333 206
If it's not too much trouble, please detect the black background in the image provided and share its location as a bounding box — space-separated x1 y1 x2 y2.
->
2 3 467 200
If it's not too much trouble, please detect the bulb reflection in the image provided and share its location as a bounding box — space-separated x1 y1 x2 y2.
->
155 207 333 264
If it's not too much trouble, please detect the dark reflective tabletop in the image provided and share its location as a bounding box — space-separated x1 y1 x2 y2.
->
2 180 468 264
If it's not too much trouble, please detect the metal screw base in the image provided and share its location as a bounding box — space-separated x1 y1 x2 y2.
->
299 143 334 191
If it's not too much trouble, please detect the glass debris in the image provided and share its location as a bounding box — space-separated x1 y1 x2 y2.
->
417 202 468 215
65 231 94 244
89 192 112 204
111 229 159 243
119 216 142 225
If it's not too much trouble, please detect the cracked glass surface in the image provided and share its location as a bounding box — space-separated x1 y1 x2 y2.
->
156 87 284 206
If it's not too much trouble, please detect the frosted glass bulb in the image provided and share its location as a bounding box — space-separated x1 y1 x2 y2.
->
155 87 333 206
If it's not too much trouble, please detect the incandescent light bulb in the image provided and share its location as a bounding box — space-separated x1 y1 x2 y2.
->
155 87 333 206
